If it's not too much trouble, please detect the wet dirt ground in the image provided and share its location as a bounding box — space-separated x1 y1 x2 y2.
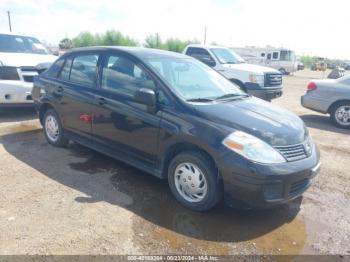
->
0 69 349 257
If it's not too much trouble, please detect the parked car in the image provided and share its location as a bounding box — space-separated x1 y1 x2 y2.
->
0 33 57 110
311 62 327 71
297 62 304 71
342 62 350 70
183 45 283 101
33 47 320 211
301 75 350 129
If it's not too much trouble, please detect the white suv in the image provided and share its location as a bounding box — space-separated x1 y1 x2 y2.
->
183 45 283 101
0 33 57 110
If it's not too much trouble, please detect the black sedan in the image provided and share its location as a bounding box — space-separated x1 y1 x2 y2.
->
32 47 321 211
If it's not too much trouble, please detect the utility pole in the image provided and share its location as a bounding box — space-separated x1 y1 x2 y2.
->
203 26 207 45
7 11 12 32
156 33 159 48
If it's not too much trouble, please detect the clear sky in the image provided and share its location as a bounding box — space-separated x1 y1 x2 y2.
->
0 0 349 59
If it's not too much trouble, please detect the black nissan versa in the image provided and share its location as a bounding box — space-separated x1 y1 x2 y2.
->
32 47 321 211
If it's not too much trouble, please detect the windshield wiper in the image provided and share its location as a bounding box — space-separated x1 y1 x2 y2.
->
186 98 214 102
214 93 249 101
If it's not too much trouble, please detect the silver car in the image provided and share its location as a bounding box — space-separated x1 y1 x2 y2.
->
301 75 350 129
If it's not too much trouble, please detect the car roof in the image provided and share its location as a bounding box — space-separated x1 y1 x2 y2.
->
0 32 35 37
185 44 228 49
64 46 190 60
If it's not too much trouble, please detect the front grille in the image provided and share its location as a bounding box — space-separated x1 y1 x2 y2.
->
289 178 309 195
19 67 38 83
274 143 307 162
265 73 282 87
23 75 34 82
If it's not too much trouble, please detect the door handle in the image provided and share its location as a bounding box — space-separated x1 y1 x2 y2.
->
97 97 107 105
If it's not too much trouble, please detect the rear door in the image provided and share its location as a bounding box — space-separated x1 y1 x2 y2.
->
56 52 101 140
91 52 162 169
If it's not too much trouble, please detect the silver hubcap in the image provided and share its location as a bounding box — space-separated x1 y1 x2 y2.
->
45 115 59 142
335 106 350 126
174 162 208 203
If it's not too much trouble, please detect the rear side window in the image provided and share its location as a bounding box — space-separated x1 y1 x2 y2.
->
272 52 279 59
59 59 72 81
70 54 98 87
46 59 64 78
101 55 155 96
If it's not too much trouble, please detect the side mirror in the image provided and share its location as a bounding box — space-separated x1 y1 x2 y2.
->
134 88 156 107
199 57 216 67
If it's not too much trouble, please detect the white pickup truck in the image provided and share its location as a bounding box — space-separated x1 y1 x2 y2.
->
0 33 57 110
183 45 283 101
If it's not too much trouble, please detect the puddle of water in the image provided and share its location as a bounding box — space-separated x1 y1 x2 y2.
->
0 123 41 135
253 218 306 255
67 144 307 255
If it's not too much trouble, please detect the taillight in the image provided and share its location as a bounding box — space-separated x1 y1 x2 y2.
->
307 82 317 91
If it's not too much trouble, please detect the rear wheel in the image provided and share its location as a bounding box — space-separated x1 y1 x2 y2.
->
330 102 350 129
168 151 223 211
43 109 68 146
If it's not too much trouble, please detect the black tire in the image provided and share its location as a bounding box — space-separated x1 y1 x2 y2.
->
330 101 350 129
43 109 69 146
168 151 223 212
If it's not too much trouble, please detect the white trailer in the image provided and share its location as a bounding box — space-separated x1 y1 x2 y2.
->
232 47 298 74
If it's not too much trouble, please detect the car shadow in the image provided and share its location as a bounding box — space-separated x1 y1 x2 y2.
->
1 129 303 243
0 107 37 123
300 114 350 135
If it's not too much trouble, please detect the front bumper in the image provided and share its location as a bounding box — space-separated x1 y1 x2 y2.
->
0 80 34 107
244 82 283 101
218 144 321 209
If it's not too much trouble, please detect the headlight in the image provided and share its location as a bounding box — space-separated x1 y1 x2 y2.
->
248 74 264 86
222 131 286 164
0 66 20 80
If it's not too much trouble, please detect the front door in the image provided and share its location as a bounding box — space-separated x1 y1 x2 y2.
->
91 53 161 168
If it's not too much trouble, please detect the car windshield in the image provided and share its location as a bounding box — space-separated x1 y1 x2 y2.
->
210 48 245 64
0 34 51 55
145 57 245 101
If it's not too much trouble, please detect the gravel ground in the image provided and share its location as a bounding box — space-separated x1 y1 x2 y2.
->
0 69 349 257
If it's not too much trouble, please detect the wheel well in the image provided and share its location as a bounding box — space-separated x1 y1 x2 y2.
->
229 79 246 91
39 103 54 124
161 143 217 179
327 100 350 113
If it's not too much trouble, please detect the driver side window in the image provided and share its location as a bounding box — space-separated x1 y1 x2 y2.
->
101 55 156 96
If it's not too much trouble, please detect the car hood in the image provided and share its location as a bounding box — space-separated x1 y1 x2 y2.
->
222 63 279 74
192 97 307 146
0 52 57 67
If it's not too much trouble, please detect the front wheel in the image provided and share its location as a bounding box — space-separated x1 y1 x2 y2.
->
330 102 350 129
168 151 223 211
43 109 68 146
